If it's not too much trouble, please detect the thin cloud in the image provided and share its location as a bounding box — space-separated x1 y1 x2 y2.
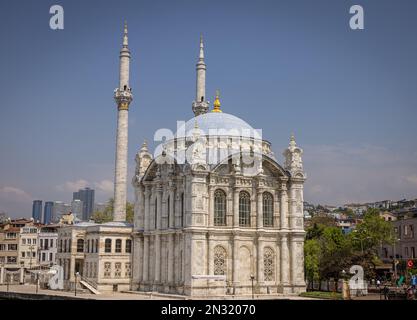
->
55 179 89 192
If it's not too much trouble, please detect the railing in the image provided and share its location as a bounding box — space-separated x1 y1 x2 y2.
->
79 275 98 289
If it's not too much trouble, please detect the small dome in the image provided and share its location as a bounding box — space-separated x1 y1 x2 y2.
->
176 112 261 139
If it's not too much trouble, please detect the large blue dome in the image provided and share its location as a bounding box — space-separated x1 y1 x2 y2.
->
175 112 262 139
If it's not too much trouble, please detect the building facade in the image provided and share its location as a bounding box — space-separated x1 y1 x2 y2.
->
38 225 59 266
44 201 54 224
73 188 95 221
19 225 40 269
32 200 43 223
380 217 417 261
56 222 132 292
131 38 306 296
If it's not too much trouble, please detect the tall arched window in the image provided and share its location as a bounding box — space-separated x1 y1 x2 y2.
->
64 239 67 253
213 246 227 276
239 191 251 227
263 192 274 227
126 239 132 253
214 190 226 226
76 239 84 253
115 239 122 253
263 247 275 281
105 238 112 253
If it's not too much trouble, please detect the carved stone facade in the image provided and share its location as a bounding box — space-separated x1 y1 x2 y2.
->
131 131 306 296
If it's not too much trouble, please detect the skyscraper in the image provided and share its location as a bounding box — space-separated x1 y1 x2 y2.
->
52 201 71 222
73 187 95 221
71 199 83 220
32 200 42 222
43 201 53 224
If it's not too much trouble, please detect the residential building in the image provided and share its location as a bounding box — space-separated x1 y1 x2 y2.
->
38 225 59 266
19 225 40 268
380 217 417 261
0 219 35 268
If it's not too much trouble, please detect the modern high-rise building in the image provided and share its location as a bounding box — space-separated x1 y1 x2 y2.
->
73 188 95 221
71 199 83 220
32 200 43 222
52 201 71 223
43 201 54 224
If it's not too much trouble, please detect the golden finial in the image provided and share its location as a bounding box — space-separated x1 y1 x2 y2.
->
212 90 222 113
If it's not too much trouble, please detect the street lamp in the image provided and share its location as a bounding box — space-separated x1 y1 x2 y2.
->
250 275 255 299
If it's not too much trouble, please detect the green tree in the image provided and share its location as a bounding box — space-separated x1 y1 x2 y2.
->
91 198 134 224
305 239 321 284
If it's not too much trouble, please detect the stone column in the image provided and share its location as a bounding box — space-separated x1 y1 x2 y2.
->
208 234 214 275
232 234 239 292
257 237 263 286
257 190 263 228
157 187 163 230
20 267 24 284
280 181 288 229
143 236 149 282
175 192 181 228
155 234 161 283
280 234 290 286
0 266 4 284
290 239 297 286
289 184 297 230
168 234 174 284
233 189 239 227
208 186 215 227
174 233 180 284
169 188 175 229
135 236 143 283
144 186 150 231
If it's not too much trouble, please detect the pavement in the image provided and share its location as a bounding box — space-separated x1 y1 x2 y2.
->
0 284 316 300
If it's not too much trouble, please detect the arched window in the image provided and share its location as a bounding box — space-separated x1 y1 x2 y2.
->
214 190 226 226
105 238 112 253
181 193 185 227
213 246 227 276
239 191 251 227
263 247 275 281
86 239 90 253
95 239 99 253
263 192 274 227
76 239 84 253
59 240 63 253
64 239 67 253
115 239 122 253
126 239 132 253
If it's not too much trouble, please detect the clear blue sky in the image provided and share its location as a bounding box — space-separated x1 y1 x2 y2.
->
1 0 416 217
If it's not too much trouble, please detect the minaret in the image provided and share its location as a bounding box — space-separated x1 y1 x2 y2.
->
113 22 133 222
192 35 209 116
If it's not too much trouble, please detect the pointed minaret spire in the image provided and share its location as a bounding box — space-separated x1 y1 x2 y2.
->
192 35 209 116
123 20 128 48
199 34 204 60
113 21 133 222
